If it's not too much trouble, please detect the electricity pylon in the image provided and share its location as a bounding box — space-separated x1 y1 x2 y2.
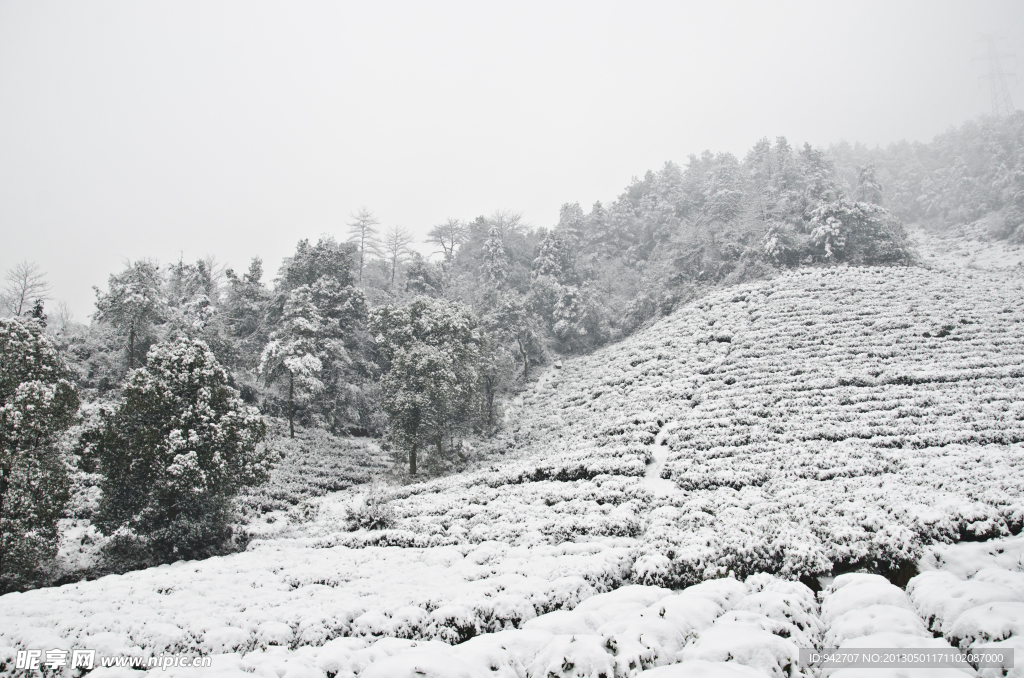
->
976 34 1016 116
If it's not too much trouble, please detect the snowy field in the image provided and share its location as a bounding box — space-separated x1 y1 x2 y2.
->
6 539 1024 677
4 262 1024 677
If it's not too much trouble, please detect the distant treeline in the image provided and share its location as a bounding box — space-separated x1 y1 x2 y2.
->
21 114 1024 442
830 111 1024 237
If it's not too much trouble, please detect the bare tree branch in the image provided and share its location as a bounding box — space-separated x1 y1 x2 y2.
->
383 225 415 290
2 260 50 317
426 218 467 260
346 207 382 284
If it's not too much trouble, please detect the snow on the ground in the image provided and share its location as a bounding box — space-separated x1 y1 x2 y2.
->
643 423 679 496
10 550 1024 678
6 264 1024 677
287 265 1024 587
911 223 1024 273
0 541 633 659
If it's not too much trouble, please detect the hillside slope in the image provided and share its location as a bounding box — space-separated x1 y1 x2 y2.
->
3 261 1024 673
304 263 1024 585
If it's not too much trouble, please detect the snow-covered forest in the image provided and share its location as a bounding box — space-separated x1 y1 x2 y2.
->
3 111 1024 678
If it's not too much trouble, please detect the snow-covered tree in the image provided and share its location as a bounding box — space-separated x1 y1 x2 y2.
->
483 292 545 381
370 297 481 475
486 209 525 241
260 286 329 438
556 202 586 244
93 259 165 370
809 197 911 265
223 257 272 370
405 253 445 297
270 238 370 434
89 337 269 567
381 225 414 291
532 231 578 285
0 317 79 592
854 164 884 205
476 331 515 432
481 226 509 287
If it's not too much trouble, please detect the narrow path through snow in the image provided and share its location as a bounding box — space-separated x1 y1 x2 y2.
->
644 422 680 495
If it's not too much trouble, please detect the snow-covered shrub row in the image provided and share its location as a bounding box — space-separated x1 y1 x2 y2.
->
641 267 1024 584
236 426 388 525
304 477 652 549
291 267 1024 588
909 569 1024 641
903 551 1024 678
816 573 969 678
0 541 633 662
2 575 824 677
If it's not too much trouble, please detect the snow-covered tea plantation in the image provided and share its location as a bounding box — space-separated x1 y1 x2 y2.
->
5 263 1024 678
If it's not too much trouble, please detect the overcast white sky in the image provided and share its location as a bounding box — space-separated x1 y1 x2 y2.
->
1 0 1023 320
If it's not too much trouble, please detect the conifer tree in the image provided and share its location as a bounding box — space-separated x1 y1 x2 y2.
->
89 337 269 567
0 317 78 592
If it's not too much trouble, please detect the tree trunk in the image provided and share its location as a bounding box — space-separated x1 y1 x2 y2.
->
409 441 417 475
0 465 10 576
288 371 295 438
518 337 529 380
128 321 136 370
358 233 365 284
484 378 495 429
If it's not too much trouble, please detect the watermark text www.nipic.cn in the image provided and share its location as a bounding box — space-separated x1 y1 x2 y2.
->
15 649 213 671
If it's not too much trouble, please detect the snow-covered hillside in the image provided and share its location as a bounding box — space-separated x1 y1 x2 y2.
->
4 262 1024 677
300 265 1024 585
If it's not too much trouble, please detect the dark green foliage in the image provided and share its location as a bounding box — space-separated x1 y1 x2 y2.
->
93 259 165 371
263 237 376 435
370 297 482 475
85 337 270 568
0 317 79 593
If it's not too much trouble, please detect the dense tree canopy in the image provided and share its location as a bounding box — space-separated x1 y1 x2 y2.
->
94 259 165 370
370 297 481 475
0 317 79 592
88 337 270 566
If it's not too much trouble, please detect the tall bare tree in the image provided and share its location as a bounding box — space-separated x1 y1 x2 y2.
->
382 225 414 291
426 218 467 260
347 207 382 284
1 261 50 317
52 301 76 334
487 209 525 241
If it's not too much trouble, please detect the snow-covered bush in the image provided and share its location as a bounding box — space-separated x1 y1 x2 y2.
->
346 485 397 531
83 337 271 568
0 317 79 593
